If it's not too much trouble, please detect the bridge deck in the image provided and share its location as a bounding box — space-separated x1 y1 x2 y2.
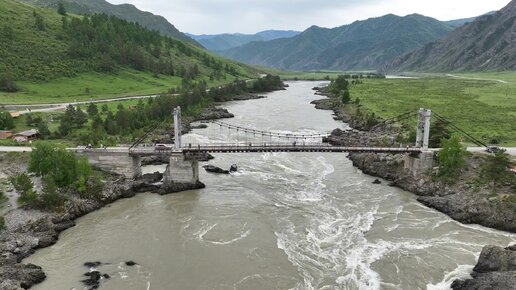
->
128 144 422 155
69 144 422 155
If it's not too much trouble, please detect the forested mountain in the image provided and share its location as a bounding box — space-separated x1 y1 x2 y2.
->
188 30 300 51
385 1 516 72
0 0 254 91
18 0 200 46
218 14 454 71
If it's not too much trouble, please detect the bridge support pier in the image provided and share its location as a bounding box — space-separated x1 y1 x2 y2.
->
404 151 435 176
161 152 204 194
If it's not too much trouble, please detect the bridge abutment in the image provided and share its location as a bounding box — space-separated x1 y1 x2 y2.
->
79 151 142 179
404 151 435 176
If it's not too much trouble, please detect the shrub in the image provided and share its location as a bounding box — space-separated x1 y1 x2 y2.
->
0 216 5 230
0 111 15 130
437 135 468 182
480 151 516 189
0 74 19 92
38 177 67 210
28 141 92 188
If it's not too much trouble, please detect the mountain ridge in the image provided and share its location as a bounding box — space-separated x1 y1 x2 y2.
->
188 30 301 51
18 0 200 46
218 13 454 71
384 1 516 72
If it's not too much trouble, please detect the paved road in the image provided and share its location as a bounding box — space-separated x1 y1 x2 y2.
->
446 74 509 84
3 94 161 115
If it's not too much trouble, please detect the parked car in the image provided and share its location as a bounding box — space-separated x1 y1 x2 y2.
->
155 143 172 150
485 146 505 153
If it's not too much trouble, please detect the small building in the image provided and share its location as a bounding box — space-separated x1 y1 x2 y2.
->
0 130 13 140
9 112 20 118
11 129 39 142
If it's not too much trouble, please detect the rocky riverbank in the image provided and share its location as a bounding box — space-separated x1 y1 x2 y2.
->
312 87 516 289
0 172 139 289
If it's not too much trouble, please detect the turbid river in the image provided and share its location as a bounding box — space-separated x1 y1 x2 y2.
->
26 81 515 290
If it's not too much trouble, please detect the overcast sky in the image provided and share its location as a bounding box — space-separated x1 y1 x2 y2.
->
107 0 511 34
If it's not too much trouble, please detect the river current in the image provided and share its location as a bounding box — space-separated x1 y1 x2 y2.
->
26 81 515 290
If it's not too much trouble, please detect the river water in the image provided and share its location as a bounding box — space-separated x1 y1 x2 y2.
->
26 81 515 290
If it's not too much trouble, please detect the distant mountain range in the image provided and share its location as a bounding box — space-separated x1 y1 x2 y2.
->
187 30 300 51
217 14 454 71
18 0 200 46
444 11 496 27
385 1 516 72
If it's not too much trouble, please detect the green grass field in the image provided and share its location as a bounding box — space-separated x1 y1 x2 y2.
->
350 72 516 145
0 69 245 105
0 70 182 105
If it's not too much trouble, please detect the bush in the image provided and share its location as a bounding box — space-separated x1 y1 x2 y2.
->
28 141 92 187
0 74 19 92
0 111 15 130
480 151 516 189
37 177 67 210
0 216 5 230
437 135 468 182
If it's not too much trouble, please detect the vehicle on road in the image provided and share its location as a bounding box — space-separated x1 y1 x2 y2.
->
485 146 505 153
155 144 173 151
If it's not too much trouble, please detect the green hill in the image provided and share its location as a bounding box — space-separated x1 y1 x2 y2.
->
0 0 256 104
18 0 200 46
219 14 454 71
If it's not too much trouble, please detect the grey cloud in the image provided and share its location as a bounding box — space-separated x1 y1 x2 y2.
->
107 0 511 34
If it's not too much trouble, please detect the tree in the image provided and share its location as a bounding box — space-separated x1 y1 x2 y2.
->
33 12 46 31
0 111 14 130
341 90 351 104
11 173 37 206
57 3 67 16
437 135 468 182
37 122 51 139
28 141 91 188
429 119 451 148
74 106 88 127
480 151 515 188
87 103 99 117
0 74 19 92
330 75 349 95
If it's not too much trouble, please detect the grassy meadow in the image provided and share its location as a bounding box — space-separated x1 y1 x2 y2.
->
349 72 516 145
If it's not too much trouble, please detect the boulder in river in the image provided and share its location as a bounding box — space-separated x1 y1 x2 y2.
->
203 165 230 174
451 245 516 290
372 179 382 184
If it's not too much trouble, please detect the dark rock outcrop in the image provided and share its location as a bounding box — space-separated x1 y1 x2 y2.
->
452 245 516 290
203 165 230 174
157 181 206 195
348 153 516 233
184 151 215 161
228 94 266 101
194 107 234 121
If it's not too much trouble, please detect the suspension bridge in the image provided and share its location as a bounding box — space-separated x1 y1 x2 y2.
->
126 107 434 155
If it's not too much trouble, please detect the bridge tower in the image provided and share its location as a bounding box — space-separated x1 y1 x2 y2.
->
173 106 182 150
406 108 434 176
416 108 432 150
